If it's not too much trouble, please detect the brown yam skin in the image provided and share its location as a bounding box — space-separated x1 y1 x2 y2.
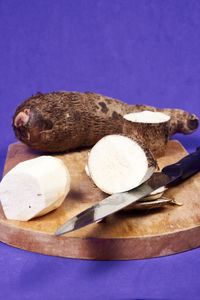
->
123 118 170 158
13 91 199 153
13 91 127 152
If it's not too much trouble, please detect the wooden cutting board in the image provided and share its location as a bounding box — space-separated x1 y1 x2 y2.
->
0 140 200 260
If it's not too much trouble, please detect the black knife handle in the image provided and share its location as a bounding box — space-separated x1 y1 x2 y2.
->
162 146 200 180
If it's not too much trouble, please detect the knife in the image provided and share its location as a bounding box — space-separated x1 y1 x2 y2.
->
55 146 200 236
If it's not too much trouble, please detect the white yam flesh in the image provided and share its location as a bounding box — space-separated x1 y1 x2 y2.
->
124 111 170 123
88 135 156 195
0 156 70 221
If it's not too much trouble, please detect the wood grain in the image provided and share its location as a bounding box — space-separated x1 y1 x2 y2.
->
0 140 200 260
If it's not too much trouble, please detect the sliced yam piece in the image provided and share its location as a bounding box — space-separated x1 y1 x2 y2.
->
88 135 157 195
123 111 171 158
123 197 178 211
0 156 70 221
142 186 167 201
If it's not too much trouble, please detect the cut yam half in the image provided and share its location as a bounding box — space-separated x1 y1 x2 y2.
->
123 111 171 158
88 135 157 195
0 156 71 221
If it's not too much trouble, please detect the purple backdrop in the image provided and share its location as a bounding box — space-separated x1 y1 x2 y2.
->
0 0 200 299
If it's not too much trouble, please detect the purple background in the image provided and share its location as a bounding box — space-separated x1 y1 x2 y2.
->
0 0 200 299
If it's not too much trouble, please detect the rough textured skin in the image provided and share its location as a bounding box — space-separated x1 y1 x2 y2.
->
13 91 199 153
123 117 170 158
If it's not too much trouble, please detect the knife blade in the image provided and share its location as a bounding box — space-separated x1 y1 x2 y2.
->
55 146 200 236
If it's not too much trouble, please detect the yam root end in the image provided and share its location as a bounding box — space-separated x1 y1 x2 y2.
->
186 114 199 133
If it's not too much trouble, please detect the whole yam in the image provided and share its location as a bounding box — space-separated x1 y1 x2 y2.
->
13 91 199 153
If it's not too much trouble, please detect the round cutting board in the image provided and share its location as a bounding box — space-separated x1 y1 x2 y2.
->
0 140 200 260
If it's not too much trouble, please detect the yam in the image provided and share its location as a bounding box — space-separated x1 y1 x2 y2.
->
0 156 70 221
123 111 170 157
87 135 157 195
12 91 198 153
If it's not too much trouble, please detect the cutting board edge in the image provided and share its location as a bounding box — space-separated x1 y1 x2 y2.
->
1 221 200 260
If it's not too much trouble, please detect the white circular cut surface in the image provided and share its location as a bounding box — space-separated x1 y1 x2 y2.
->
124 111 170 123
88 135 154 194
